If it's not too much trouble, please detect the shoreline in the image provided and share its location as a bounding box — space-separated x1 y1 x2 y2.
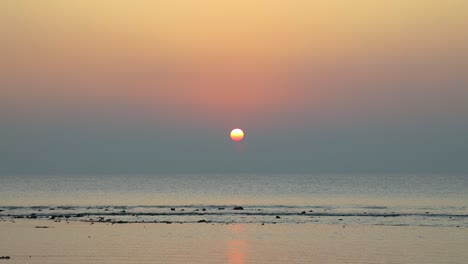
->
2 204 466 227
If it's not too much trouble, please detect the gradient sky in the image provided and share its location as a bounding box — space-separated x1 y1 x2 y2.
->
1 0 468 174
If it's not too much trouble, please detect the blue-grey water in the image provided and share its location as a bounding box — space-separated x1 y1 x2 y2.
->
1 174 467 227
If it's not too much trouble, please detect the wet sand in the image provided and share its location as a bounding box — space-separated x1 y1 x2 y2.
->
1 220 467 263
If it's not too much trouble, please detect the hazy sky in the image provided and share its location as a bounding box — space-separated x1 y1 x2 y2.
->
1 1 468 174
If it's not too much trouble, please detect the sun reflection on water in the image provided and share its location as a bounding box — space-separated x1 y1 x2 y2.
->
227 224 248 264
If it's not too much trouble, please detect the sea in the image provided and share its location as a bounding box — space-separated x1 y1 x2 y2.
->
1 173 467 227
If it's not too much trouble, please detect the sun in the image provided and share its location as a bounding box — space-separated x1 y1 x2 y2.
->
230 128 245 142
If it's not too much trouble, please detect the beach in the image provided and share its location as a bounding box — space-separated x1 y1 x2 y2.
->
1 220 467 264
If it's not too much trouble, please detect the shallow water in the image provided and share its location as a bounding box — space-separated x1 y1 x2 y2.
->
2 221 468 264
1 173 467 227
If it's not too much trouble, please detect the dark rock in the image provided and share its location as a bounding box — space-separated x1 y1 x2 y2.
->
50 216 56 220
0 256 11 259
300 211 306 214
181 209 185 211
309 210 314 212
339 219 343 221
275 216 281 219
75 214 84 218
170 208 176 211
35 226 51 228
197 220 208 223
49 208 55 211
218 208 225 210
202 208 206 211
233 207 244 210
120 210 126 213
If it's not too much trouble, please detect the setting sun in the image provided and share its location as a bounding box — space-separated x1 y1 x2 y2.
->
230 129 245 142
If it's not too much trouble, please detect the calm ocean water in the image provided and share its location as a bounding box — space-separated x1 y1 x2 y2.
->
1 174 467 227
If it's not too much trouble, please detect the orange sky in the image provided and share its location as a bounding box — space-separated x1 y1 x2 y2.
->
2 0 468 125
1 1 468 174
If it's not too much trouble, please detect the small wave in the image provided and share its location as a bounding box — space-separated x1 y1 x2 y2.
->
1 205 467 227
361 206 388 209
